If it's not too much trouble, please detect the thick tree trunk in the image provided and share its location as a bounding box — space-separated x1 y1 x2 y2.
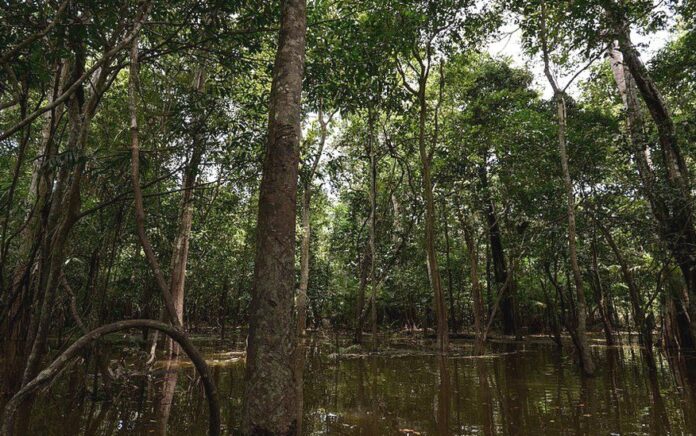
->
607 42 696 347
478 156 516 336
242 0 307 433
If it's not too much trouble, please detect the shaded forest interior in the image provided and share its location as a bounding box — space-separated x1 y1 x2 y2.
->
2 0 696 434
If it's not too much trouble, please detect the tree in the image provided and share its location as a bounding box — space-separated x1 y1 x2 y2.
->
242 0 307 434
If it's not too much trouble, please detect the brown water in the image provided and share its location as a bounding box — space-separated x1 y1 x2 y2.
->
12 337 696 435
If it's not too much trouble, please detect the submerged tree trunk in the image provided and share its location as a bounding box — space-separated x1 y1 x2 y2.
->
478 156 516 336
596 220 656 369
368 109 378 350
539 6 595 373
590 237 615 346
242 0 307 433
353 247 370 344
460 212 485 353
417 82 448 352
166 69 206 356
442 201 457 332
554 92 595 376
607 41 696 348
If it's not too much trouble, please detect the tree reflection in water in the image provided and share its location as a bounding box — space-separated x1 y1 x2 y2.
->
12 340 696 435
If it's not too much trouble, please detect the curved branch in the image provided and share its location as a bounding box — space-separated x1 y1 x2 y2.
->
0 319 221 436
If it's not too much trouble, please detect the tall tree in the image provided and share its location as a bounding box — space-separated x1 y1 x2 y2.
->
242 0 307 434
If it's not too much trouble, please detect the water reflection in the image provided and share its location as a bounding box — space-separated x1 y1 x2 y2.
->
11 341 696 435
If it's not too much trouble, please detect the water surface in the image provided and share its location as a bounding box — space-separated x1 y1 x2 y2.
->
15 337 696 435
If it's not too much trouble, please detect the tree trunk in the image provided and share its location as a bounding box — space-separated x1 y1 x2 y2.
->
242 0 306 433
417 83 448 352
442 201 457 332
297 106 330 337
596 220 656 368
166 69 206 356
607 41 696 347
478 156 516 336
460 213 485 353
554 92 595 376
353 248 370 344
590 237 615 346
368 109 378 350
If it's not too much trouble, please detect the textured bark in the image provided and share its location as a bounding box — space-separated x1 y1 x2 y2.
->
242 0 306 433
478 157 516 336
607 41 696 347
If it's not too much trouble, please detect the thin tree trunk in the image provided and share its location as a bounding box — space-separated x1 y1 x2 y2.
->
590 237 615 346
442 201 457 332
539 5 595 373
242 0 307 433
1 320 220 436
460 212 485 353
368 109 378 350
296 105 330 337
554 92 595 376
418 82 448 352
596 219 656 369
165 69 206 356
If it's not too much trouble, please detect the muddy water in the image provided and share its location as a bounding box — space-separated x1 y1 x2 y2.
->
13 338 696 435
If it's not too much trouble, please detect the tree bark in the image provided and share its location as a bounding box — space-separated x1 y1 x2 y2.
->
478 156 516 336
166 69 206 355
417 82 448 352
368 109 378 350
607 40 696 347
242 0 306 433
554 92 595 376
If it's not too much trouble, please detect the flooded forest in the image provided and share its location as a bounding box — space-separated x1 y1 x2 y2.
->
3 0 696 434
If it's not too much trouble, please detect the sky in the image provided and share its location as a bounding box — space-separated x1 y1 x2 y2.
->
486 23 673 99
